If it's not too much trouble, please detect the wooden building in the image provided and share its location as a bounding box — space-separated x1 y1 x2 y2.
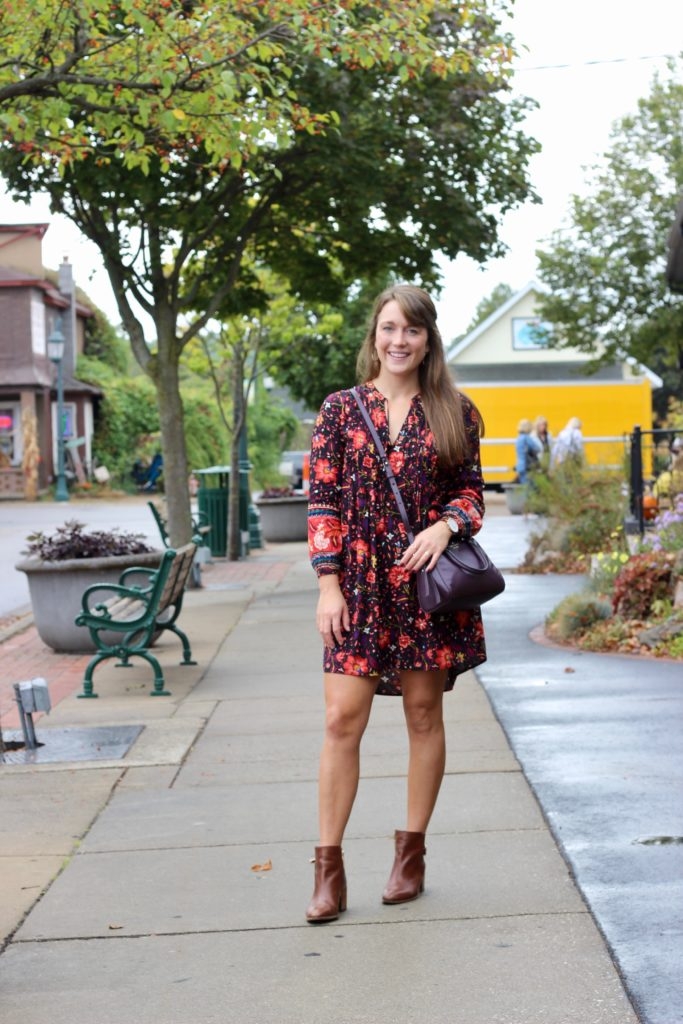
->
0 223 99 499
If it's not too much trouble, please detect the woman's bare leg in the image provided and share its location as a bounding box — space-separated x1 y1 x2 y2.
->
400 670 447 832
318 672 377 845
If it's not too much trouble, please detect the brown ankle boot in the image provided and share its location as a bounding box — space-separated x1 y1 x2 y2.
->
382 830 426 904
306 846 347 923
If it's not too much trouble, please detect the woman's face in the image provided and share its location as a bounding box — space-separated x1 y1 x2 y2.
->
373 299 429 381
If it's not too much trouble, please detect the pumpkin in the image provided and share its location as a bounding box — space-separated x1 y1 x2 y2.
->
642 494 659 521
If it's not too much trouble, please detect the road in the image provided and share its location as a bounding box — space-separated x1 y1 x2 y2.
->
0 496 162 619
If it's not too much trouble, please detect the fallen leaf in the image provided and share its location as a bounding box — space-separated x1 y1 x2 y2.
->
563 666 575 673
251 859 273 873
108 923 124 930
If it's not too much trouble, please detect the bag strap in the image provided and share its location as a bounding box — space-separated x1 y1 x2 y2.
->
350 387 416 543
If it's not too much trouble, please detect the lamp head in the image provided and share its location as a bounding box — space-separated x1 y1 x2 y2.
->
47 317 65 363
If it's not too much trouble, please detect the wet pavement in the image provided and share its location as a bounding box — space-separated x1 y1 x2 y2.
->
477 573 683 1024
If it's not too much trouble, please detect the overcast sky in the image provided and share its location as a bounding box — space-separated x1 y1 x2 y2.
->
435 0 683 342
2 0 683 344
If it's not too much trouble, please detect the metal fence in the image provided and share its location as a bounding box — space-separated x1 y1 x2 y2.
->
628 426 683 534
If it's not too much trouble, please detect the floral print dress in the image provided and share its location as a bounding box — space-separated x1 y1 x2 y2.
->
308 382 487 696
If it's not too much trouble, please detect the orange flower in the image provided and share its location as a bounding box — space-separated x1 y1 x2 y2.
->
388 450 405 474
435 647 455 669
350 428 367 450
388 564 410 588
314 459 337 483
344 655 370 675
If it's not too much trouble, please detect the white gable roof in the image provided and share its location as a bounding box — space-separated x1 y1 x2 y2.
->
446 280 557 364
445 281 541 363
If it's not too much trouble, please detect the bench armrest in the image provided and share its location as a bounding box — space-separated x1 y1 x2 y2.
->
119 565 158 589
77 581 150 618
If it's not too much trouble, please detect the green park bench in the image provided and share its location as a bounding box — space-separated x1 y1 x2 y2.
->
147 500 211 587
75 543 198 698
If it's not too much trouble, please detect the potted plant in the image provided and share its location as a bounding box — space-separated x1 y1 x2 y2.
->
255 485 309 542
15 520 163 652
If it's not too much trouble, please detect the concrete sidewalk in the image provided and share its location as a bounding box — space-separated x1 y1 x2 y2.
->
0 534 639 1024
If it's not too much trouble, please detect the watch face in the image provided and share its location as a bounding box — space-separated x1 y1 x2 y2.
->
447 518 458 534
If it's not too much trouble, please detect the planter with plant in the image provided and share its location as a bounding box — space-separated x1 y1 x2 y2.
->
255 486 308 543
16 520 162 652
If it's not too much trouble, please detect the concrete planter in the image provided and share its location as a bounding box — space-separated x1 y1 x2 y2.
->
502 483 527 515
15 550 164 652
255 495 308 542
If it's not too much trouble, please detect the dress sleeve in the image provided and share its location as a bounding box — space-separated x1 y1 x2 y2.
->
308 392 345 576
439 395 485 539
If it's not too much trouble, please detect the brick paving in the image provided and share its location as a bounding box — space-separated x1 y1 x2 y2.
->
0 554 292 733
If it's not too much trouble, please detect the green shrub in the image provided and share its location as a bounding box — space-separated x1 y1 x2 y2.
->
183 392 230 472
547 593 612 641
666 634 683 658
248 395 299 489
523 462 626 567
612 552 675 619
77 359 228 486
78 359 160 485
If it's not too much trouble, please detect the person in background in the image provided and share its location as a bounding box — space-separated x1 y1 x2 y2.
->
515 418 543 484
531 415 553 464
551 417 584 469
306 284 486 924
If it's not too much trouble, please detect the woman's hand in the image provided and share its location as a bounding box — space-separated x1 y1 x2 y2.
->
400 519 452 574
316 575 351 648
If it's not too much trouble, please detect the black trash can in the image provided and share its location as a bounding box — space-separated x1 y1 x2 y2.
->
195 466 230 557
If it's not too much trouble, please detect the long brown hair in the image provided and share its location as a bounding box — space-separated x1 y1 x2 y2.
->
356 284 483 465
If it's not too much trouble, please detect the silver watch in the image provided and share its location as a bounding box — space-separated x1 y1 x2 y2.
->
444 517 459 535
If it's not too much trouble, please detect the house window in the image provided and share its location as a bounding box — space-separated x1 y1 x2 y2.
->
0 403 22 466
31 293 47 355
512 317 551 351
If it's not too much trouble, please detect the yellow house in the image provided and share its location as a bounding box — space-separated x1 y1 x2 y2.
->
446 282 660 487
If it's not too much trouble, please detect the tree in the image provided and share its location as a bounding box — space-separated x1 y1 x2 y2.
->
0 1 538 543
534 61 683 410
268 275 390 411
460 282 514 338
183 270 340 557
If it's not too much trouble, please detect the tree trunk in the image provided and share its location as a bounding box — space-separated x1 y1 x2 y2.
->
156 337 192 547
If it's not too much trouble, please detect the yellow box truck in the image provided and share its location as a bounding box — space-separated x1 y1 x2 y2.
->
461 377 655 487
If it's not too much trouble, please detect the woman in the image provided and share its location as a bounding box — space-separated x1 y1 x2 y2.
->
532 415 553 462
515 418 543 484
306 284 486 923
551 416 584 468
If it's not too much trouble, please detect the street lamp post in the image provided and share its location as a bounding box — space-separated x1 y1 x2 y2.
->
47 317 69 502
